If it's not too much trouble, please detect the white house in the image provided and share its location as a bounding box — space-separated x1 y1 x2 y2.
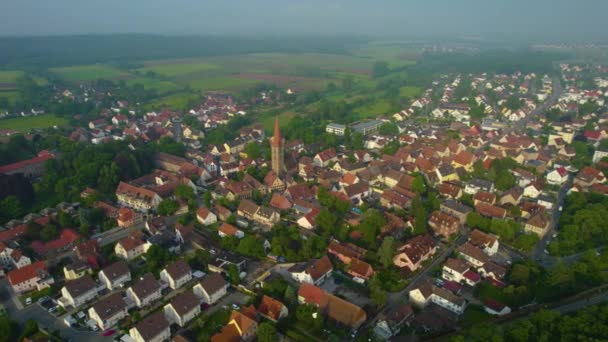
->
196 208 217 226
160 259 192 290
546 167 568 185
88 293 127 331
193 273 229 305
409 281 466 315
163 291 201 327
129 311 170 342
288 255 333 286
484 299 512 316
60 275 99 308
7 261 54 294
523 183 542 199
98 261 131 290
468 229 499 256
126 273 162 308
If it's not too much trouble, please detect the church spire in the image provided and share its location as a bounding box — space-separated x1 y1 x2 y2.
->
272 116 281 147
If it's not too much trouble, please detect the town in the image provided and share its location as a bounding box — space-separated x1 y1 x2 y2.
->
2 43 608 342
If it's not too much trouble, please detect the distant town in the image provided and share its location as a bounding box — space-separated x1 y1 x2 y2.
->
1 56 608 342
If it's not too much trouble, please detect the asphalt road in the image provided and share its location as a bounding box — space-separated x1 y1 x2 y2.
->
0 279 110 342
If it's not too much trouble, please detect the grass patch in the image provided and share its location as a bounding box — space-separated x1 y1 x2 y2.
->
0 70 24 83
462 304 491 325
51 64 131 81
399 86 422 98
19 287 53 305
0 114 68 132
125 78 182 94
137 62 220 77
353 99 394 118
188 76 258 92
0 91 20 105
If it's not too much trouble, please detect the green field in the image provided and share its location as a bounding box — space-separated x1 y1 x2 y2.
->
353 99 394 117
399 86 422 98
0 91 20 105
188 76 259 92
51 65 131 81
0 114 68 132
144 92 200 110
125 78 182 94
0 70 24 83
137 62 220 77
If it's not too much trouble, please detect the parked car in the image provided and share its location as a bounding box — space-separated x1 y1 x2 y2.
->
25 297 32 305
102 329 116 337
231 304 240 310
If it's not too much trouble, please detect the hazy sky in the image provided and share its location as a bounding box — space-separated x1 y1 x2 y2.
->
1 0 606 40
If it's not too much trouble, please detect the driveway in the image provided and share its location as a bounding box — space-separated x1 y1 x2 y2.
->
0 280 110 342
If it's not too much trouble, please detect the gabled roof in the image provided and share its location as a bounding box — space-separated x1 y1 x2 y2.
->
258 295 286 320
101 261 130 282
163 259 191 280
198 273 228 295
8 261 47 285
91 293 126 320
64 275 97 298
130 273 161 299
132 311 169 341
167 290 199 316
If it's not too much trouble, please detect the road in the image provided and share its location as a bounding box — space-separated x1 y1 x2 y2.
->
0 279 110 342
510 76 562 132
362 232 470 331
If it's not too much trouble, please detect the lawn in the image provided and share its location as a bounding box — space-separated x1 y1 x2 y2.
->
0 114 68 132
0 91 20 105
50 64 131 81
125 78 182 94
399 86 423 98
137 62 220 77
188 76 259 92
353 99 394 118
144 92 200 110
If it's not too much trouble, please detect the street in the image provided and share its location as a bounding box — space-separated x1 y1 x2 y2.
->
0 279 110 342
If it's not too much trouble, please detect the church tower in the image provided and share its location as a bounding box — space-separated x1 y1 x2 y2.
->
270 117 285 175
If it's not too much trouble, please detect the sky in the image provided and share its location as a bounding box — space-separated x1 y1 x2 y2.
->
1 0 606 41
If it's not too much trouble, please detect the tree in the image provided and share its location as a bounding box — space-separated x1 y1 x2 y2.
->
157 199 179 216
203 191 213 207
379 122 399 136
226 264 240 285
257 322 278 342
244 142 262 159
411 196 427 235
412 175 427 194
237 236 266 258
0 315 18 342
369 274 388 306
0 196 23 223
315 209 337 235
174 184 195 201
41 225 58 242
372 61 390 78
378 237 396 268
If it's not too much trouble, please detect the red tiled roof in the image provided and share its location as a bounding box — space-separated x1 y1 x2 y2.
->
31 229 80 255
0 151 54 174
258 295 286 321
8 261 47 285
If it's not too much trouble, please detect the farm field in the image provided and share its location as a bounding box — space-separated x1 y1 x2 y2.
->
353 99 394 118
143 92 200 110
399 86 423 98
50 65 132 81
0 114 68 132
137 62 220 77
0 91 20 105
0 70 24 84
188 76 259 92
125 78 182 94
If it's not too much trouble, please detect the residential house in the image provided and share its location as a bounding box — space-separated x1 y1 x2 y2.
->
457 243 488 268
393 235 437 272
253 206 280 227
98 261 131 290
115 182 162 212
164 290 201 327
126 273 162 308
468 230 499 256
523 182 542 198
452 151 476 171
211 310 258 342
196 208 217 226
473 191 496 205
409 280 466 315
59 275 98 308
258 295 289 322
440 200 472 224
499 187 523 206
297 283 367 329
193 273 229 305
63 260 92 280
129 311 170 342
160 259 192 290
7 261 54 294
288 255 333 286
438 182 462 199
442 258 481 287
484 299 512 316
524 210 550 236
218 223 244 239
475 202 507 219
347 258 374 281
547 167 568 185
373 304 413 340
313 148 338 167
88 293 127 331
574 166 605 188
464 179 494 195
115 232 151 261
428 211 460 238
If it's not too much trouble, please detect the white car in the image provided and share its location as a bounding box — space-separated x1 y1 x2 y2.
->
25 297 32 305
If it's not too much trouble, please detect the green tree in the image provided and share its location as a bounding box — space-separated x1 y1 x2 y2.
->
411 196 427 235
0 315 18 342
257 322 278 342
226 264 240 285
174 184 195 201
378 237 396 268
372 61 390 78
369 274 388 306
41 225 58 242
237 236 266 258
244 142 262 159
157 199 179 216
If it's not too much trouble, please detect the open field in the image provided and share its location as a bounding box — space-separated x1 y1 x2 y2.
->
353 99 394 118
188 76 259 92
0 91 20 105
125 78 182 94
50 65 132 81
144 92 200 110
0 114 68 132
0 70 24 85
238 73 331 91
399 86 423 98
137 62 220 77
